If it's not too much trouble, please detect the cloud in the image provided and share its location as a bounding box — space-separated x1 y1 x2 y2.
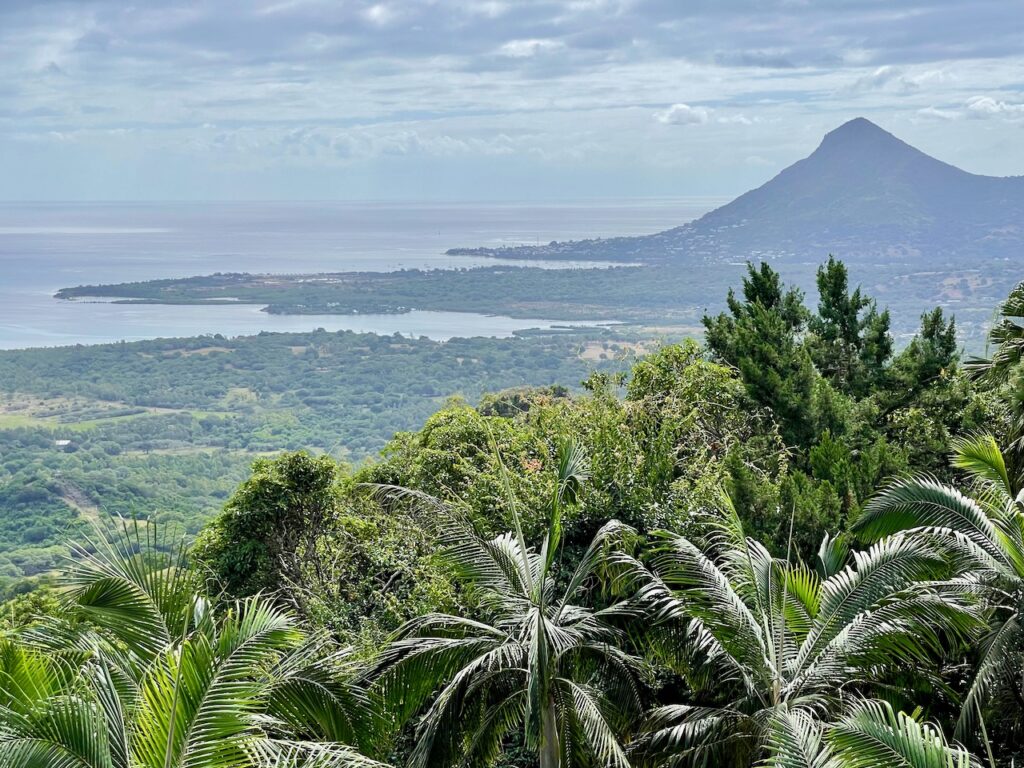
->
717 114 756 125
917 105 960 120
655 104 711 125
2 0 1024 198
497 38 564 58
965 96 1024 118
362 3 398 27
713 49 796 69
655 105 753 127
844 65 949 95
847 65 905 92
917 95 1024 122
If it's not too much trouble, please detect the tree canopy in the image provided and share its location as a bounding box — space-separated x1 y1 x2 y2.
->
7 262 1024 766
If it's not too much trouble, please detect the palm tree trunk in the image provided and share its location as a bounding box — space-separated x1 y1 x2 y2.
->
540 700 559 768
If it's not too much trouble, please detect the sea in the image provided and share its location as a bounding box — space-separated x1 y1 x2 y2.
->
0 199 718 349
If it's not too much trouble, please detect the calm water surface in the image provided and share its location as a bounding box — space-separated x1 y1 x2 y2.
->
0 200 717 348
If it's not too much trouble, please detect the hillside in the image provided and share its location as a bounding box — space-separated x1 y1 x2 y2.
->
450 118 1024 264
0 326 634 582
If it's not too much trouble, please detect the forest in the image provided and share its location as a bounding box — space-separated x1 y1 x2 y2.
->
0 327 630 583
3 256 1024 766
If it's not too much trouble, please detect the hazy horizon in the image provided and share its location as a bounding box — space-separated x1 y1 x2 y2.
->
2 1 1023 202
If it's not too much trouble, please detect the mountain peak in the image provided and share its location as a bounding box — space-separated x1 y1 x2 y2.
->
454 117 1024 268
829 116 885 136
815 117 905 155
687 114 1020 249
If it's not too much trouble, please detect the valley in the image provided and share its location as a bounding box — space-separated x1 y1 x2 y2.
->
0 325 639 584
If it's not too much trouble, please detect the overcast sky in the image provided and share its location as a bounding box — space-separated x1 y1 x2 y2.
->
1 0 1022 201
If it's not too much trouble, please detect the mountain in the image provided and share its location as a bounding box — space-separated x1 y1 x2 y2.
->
450 118 1024 264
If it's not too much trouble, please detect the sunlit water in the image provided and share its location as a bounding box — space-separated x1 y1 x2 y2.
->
0 200 718 348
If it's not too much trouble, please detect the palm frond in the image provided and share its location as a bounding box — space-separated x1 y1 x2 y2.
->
855 478 1006 567
559 679 630 768
761 707 832 768
266 640 380 752
244 738 391 768
795 534 953 679
644 530 768 684
951 434 1013 500
0 694 112 768
829 699 980 768
954 614 1024 742
63 520 200 659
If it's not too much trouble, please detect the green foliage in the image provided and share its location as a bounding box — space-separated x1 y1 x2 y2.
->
887 307 960 399
704 263 818 449
196 453 462 645
0 326 629 582
621 498 980 767
296 493 461 645
361 341 788 561
369 449 643 768
360 405 554 539
10 257 1024 767
854 437 1024 759
192 451 343 597
0 523 382 768
765 700 980 768
0 584 61 631
808 255 893 396
699 259 997 560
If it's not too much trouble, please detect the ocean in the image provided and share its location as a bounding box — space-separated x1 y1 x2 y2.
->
0 199 717 349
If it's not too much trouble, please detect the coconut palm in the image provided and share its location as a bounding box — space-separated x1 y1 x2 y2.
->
0 523 381 768
615 497 980 767
369 440 645 768
854 433 1024 744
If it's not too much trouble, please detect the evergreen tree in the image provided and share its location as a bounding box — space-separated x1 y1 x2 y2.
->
704 262 818 449
808 255 892 395
886 307 958 398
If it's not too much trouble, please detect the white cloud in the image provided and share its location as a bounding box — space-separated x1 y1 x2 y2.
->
362 4 398 27
844 65 949 95
848 65 903 92
917 96 1024 123
497 38 564 58
965 96 1024 118
917 105 960 120
717 113 755 125
655 103 711 125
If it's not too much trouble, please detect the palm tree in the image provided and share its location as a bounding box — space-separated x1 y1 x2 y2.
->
766 698 980 767
0 523 381 768
965 280 1024 386
369 441 645 768
616 497 980 767
963 281 1024 494
854 433 1024 746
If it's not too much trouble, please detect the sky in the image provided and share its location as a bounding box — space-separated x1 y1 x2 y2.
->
1 0 1022 201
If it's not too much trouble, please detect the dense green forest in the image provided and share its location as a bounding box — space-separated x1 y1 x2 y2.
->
0 327 632 583
4 257 1024 766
